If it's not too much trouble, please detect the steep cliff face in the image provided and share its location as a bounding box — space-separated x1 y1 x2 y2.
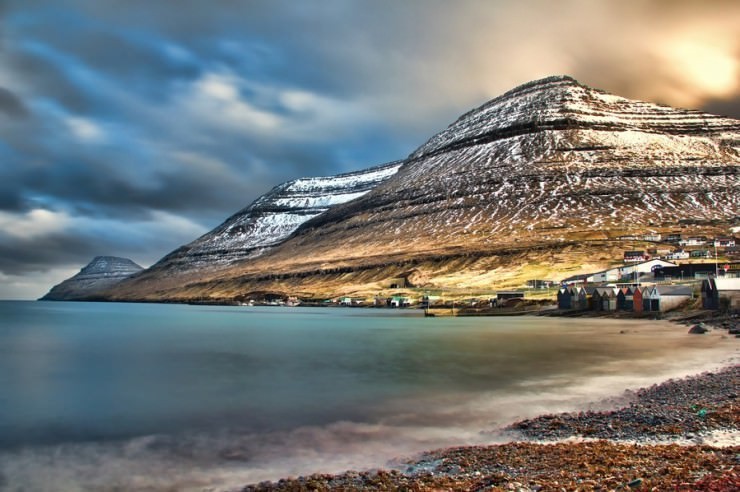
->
41 256 143 300
107 76 740 300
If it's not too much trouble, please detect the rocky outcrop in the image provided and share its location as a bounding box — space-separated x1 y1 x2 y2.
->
40 256 143 300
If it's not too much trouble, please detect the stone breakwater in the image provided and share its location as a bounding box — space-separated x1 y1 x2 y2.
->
243 365 739 491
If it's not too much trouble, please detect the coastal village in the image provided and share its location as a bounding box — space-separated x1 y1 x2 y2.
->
249 231 740 315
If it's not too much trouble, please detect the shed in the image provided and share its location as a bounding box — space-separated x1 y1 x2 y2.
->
557 287 572 310
617 287 637 311
616 288 627 310
584 286 599 309
591 288 603 311
703 278 740 310
715 278 740 310
701 279 718 310
642 286 658 312
565 287 587 310
633 287 644 314
598 287 618 311
644 285 692 312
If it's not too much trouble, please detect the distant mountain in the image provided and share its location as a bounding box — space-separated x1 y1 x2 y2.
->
106 75 740 302
40 256 143 301
104 161 402 295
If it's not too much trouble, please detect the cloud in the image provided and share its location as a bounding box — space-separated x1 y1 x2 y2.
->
0 87 29 118
0 207 206 278
0 268 79 300
702 95 740 119
64 116 105 142
187 72 282 133
0 208 71 240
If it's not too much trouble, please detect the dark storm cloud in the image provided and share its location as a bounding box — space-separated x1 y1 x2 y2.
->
0 233 107 275
0 87 29 118
702 97 740 119
0 207 204 277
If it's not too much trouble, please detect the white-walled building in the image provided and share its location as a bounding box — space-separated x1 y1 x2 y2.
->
563 260 678 285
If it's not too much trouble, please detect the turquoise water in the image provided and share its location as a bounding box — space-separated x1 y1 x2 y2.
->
0 301 734 490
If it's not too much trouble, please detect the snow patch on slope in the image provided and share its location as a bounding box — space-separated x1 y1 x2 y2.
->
154 161 403 270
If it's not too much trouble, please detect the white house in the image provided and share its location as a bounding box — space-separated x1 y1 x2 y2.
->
666 250 690 260
679 236 707 246
714 237 736 248
589 259 678 283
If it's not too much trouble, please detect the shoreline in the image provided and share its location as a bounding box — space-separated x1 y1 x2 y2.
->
243 364 739 491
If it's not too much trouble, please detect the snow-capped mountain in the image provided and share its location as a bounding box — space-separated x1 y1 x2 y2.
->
105 76 740 301
298 75 739 249
134 161 402 273
41 256 143 300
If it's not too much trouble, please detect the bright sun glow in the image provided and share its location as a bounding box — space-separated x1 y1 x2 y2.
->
664 39 738 98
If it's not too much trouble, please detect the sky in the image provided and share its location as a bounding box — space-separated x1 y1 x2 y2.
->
1 0 739 299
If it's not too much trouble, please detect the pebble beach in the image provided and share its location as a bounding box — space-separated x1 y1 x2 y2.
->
243 364 739 491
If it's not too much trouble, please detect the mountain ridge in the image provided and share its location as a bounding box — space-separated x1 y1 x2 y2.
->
95 75 740 301
146 160 403 273
41 256 143 301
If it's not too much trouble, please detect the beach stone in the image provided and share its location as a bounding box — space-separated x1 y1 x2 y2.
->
627 477 644 488
688 324 708 334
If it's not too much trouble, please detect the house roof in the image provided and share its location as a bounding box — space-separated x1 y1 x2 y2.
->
656 285 693 296
714 278 740 291
561 273 590 283
562 259 678 283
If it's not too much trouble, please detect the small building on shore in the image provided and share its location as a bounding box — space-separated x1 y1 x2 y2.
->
702 278 740 310
617 287 638 311
597 287 618 311
633 287 644 313
557 287 573 310
643 285 693 312
492 291 525 307
389 296 412 307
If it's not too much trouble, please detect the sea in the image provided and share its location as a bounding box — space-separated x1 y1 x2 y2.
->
0 300 736 491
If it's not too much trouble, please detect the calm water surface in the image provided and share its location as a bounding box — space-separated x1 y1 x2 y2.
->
0 301 735 490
